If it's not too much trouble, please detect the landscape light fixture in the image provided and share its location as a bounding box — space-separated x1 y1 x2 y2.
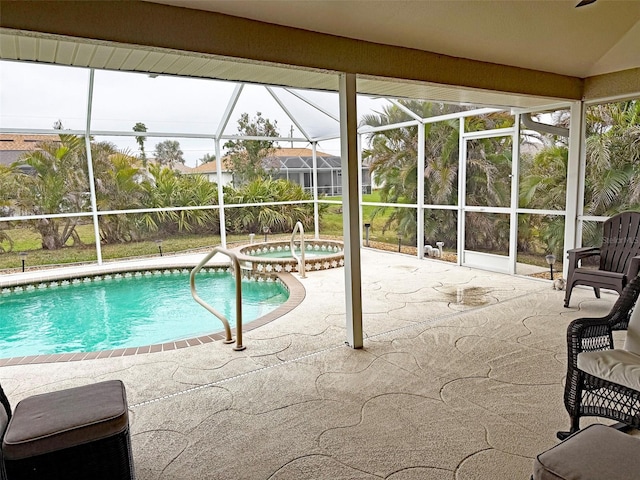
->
397 232 403 253
155 239 163 257
263 226 270 242
545 254 556 280
364 223 371 247
19 251 27 272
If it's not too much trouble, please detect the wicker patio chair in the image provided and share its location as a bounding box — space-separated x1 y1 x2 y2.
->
564 211 640 307
0 380 134 480
558 274 640 440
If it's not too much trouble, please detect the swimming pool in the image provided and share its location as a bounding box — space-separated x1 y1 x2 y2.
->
0 269 289 358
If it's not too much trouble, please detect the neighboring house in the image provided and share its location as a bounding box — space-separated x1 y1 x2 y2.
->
189 147 373 196
0 134 192 178
267 148 372 196
0 134 60 168
189 160 233 185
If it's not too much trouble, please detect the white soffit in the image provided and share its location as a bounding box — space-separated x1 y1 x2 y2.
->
0 30 339 91
0 29 564 110
357 77 563 110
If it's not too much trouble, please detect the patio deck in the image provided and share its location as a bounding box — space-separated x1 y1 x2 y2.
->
0 249 628 479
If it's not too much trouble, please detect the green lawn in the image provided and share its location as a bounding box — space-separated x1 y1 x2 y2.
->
0 192 405 271
0 225 256 271
320 192 404 243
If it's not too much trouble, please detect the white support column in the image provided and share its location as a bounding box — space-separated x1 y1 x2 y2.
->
215 139 227 248
85 69 103 265
312 142 320 239
417 121 425 259
508 114 521 275
563 100 585 278
340 73 363 349
457 118 465 266
357 133 363 246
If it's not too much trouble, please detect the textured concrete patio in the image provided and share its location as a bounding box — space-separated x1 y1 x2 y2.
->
0 249 626 479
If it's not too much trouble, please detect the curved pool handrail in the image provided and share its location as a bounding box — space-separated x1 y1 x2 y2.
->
290 221 306 278
190 247 245 351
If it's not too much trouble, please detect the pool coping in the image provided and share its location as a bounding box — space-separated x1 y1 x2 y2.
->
0 263 306 366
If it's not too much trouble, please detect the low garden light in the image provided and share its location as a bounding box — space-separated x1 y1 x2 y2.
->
545 254 556 280
364 223 371 247
263 226 270 242
155 239 163 257
19 251 28 272
397 232 403 253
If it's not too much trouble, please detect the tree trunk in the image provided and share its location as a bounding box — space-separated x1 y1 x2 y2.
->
37 218 63 250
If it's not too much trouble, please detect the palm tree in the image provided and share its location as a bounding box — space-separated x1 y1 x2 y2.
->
89 140 147 243
133 122 148 165
362 99 512 246
140 164 218 235
225 178 315 235
521 101 640 250
361 102 420 241
0 164 15 252
13 134 88 250
584 101 640 217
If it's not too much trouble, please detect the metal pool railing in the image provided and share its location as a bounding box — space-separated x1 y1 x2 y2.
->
190 247 245 351
290 221 306 279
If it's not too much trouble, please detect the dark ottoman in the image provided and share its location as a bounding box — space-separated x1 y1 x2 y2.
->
533 424 640 480
2 380 134 480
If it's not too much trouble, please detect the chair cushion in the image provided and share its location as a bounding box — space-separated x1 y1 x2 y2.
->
625 299 640 355
533 424 640 480
2 380 128 461
577 349 640 391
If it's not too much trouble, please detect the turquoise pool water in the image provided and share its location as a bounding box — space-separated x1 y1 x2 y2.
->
0 271 288 358
251 247 340 259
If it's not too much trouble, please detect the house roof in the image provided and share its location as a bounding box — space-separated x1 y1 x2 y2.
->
189 147 341 174
0 134 60 166
0 134 60 151
266 147 341 170
190 161 224 175
269 148 333 158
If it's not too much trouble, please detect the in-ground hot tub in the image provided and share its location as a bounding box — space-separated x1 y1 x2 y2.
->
234 239 344 275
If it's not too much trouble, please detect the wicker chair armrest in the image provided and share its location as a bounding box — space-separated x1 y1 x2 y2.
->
566 316 614 366
566 246 600 266
562 316 614 420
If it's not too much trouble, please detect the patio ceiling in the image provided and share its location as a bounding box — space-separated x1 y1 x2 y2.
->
2 0 637 111
0 28 563 111
149 0 639 79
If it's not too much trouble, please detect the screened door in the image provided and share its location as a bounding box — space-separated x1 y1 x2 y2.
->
460 130 516 273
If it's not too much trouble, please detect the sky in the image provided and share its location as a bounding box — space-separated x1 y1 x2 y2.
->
0 60 395 167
